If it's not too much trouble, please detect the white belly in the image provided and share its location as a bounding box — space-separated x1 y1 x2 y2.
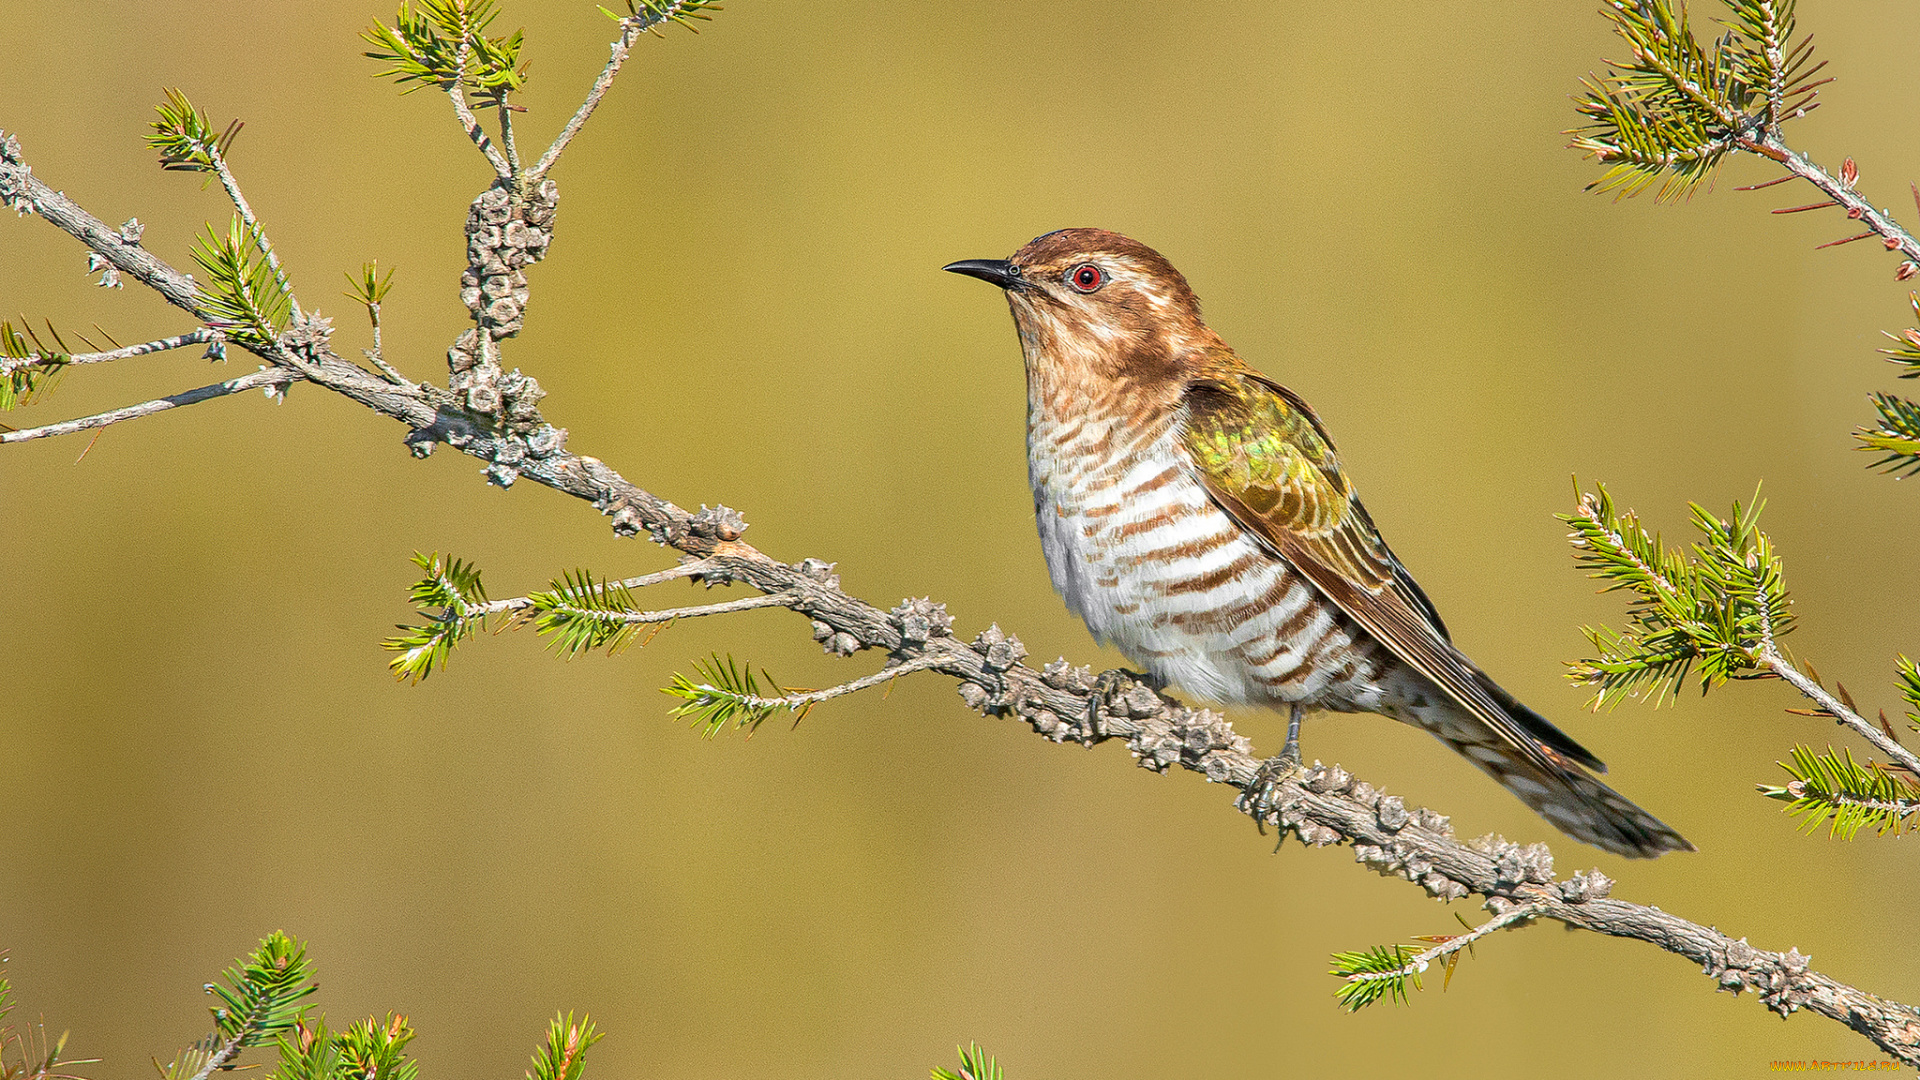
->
1028 415 1380 709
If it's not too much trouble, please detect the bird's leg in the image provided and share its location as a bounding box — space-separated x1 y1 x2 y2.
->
1238 703 1306 838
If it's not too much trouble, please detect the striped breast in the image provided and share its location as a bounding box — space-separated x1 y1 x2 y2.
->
1028 408 1398 713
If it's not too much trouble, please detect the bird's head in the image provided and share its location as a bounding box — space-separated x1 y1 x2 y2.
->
945 229 1215 387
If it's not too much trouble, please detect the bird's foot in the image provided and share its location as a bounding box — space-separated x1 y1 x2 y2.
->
1237 749 1305 839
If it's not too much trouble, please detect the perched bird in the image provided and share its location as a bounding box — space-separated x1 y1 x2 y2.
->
945 228 1690 858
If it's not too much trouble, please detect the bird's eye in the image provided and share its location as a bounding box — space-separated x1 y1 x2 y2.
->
1068 263 1105 293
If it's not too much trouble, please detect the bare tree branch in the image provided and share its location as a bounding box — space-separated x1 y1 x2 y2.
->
1741 132 1920 264
528 2 707 181
1764 647 1920 775
0 366 295 443
0 328 216 373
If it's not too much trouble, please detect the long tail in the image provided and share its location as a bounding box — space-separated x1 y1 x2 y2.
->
1399 681 1692 858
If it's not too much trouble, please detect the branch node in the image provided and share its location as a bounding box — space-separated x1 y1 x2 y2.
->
972 624 1027 671
1559 867 1615 903
1375 795 1410 831
890 596 953 644
689 503 748 540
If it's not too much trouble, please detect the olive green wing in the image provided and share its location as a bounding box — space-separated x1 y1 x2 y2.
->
1179 371 1601 775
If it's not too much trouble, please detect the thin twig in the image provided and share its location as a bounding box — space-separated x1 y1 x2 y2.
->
497 91 520 180
185 1034 246 1080
530 4 696 181
362 302 408 385
446 42 511 178
508 591 792 624
1742 131 1920 264
477 559 721 615
209 155 300 321
0 328 215 372
1763 647 1920 776
1340 902 1544 994
697 654 943 714
0 367 296 443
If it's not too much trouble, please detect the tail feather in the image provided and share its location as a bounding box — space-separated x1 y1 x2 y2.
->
1388 669 1692 857
1440 729 1693 858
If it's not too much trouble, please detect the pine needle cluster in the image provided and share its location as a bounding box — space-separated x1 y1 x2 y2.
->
1759 745 1920 838
383 553 493 682
0 321 66 412
1560 482 1791 708
931 1044 1004 1080
191 217 293 349
1570 0 1823 199
1857 293 1920 476
662 654 795 736
362 1 528 98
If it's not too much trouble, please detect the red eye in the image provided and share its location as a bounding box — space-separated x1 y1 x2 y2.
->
1068 263 1105 292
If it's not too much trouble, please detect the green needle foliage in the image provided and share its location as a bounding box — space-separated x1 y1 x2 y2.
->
1561 483 1793 708
0 320 66 411
363 1 528 97
1570 0 1822 199
207 932 319 1053
344 262 396 310
1896 655 1920 731
1856 295 1920 474
527 571 648 658
1856 393 1920 476
190 217 292 349
600 0 723 32
1759 745 1920 838
147 88 243 175
931 1044 1003 1080
663 654 791 736
526 1014 602 1080
383 553 492 682
8 935 603 1080
1 961 95 1080
1329 945 1422 1011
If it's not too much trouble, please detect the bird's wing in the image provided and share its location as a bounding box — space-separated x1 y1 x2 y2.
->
1178 370 1598 775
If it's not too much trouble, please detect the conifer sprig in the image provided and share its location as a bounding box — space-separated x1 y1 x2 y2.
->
527 570 650 658
526 1013 602 1080
147 89 243 175
1570 0 1822 200
1854 294 1920 474
1759 744 1920 838
1895 655 1920 732
663 653 943 737
363 1 528 97
930 1043 1003 1080
169 933 320 1080
1856 393 1920 476
384 553 492 682
1 959 97 1080
1330 906 1538 1012
1561 483 1791 707
333 1016 417 1080
190 218 293 349
1329 945 1423 1010
663 654 791 735
0 320 67 412
600 0 723 33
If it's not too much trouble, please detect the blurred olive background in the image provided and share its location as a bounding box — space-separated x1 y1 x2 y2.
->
2 2 1917 1077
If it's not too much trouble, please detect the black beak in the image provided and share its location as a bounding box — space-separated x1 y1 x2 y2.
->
942 259 1023 290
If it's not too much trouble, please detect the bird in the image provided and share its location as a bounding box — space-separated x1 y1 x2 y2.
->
944 228 1690 858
